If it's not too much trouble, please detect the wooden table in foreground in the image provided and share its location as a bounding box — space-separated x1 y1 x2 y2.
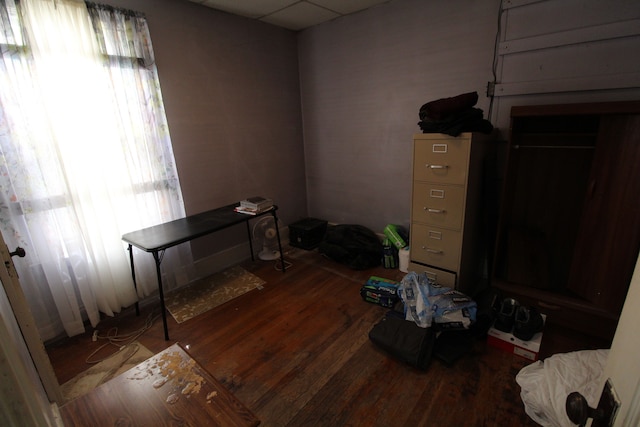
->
60 343 260 427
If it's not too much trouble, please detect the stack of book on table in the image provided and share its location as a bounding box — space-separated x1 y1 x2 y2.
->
234 196 274 215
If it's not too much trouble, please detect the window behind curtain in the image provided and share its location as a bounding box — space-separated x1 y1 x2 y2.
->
0 0 193 341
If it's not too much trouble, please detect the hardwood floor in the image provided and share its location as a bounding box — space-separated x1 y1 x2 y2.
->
47 247 540 426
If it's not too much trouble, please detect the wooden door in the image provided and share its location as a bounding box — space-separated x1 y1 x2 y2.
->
568 114 640 314
0 239 63 405
604 255 640 427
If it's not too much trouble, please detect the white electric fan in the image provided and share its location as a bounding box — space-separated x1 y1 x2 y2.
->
252 216 281 261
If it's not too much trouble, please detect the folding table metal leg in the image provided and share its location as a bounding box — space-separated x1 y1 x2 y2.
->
153 250 170 341
246 221 255 261
127 244 140 316
272 210 286 272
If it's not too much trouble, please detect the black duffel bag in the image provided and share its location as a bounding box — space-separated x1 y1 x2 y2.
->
368 311 435 370
318 224 382 270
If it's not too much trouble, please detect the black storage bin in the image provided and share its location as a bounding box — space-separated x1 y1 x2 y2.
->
289 218 328 250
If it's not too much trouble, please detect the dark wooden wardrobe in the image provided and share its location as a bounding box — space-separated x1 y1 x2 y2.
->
492 101 640 346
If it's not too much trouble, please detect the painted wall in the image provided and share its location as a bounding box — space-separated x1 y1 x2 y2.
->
492 0 640 129
100 0 505 266
298 0 640 234
104 0 307 260
102 0 639 264
298 0 501 232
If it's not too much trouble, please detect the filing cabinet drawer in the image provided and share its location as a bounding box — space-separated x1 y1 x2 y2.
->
412 182 465 229
410 224 461 271
413 137 470 185
408 261 457 288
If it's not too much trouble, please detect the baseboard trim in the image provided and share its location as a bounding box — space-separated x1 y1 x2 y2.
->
194 226 290 277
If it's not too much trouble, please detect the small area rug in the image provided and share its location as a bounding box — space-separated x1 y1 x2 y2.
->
60 341 154 404
165 265 265 323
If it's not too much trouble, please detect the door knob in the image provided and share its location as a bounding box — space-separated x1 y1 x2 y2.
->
566 379 621 427
9 247 25 258
566 392 596 426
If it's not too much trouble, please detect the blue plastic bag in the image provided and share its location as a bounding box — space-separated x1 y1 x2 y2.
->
397 271 477 329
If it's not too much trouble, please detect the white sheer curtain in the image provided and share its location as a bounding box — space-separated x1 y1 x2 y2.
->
0 0 193 340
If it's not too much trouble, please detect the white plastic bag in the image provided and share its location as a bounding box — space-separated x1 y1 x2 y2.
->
516 349 608 426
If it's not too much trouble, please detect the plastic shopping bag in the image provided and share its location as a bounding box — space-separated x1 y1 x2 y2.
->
397 272 433 327
516 349 608 427
397 271 477 329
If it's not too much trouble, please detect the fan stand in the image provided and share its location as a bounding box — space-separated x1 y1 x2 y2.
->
257 224 280 261
258 247 280 261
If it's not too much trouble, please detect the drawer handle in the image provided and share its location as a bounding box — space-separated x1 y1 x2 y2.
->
423 247 443 254
424 208 446 214
425 164 449 170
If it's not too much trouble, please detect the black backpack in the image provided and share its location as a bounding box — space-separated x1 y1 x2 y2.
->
318 224 382 270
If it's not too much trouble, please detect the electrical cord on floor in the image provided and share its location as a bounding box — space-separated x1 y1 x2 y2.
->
85 311 159 364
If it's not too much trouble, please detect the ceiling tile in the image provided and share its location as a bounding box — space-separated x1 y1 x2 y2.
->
260 2 340 31
310 0 390 15
201 0 298 19
189 0 391 30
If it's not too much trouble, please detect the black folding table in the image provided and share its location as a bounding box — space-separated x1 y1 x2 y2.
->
122 202 285 340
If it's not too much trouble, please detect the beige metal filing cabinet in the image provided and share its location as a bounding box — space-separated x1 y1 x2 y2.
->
409 132 492 296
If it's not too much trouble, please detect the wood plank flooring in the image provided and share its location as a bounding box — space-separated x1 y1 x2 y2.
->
47 248 540 426
59 343 260 427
